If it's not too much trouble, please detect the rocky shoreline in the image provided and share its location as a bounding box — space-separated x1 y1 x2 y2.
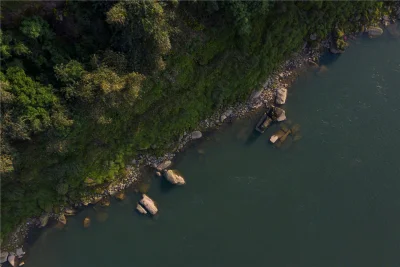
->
2 11 399 265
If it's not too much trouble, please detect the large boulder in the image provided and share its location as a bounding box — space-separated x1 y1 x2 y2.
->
136 203 148 214
367 26 383 38
15 248 24 258
139 194 158 215
271 107 286 122
64 208 77 216
58 214 67 225
39 214 49 227
164 170 186 185
190 131 202 139
220 109 233 122
276 88 287 104
156 160 172 171
1 252 8 263
8 255 16 267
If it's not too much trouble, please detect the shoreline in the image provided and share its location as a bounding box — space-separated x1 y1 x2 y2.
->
2 16 399 264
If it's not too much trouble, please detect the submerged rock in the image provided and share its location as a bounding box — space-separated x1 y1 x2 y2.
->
58 214 67 225
136 203 147 214
8 255 16 267
276 88 287 104
1 252 8 264
280 130 291 143
139 195 158 215
95 211 109 222
367 26 383 37
156 160 172 171
83 217 91 228
115 191 125 201
191 131 202 139
100 198 111 207
164 170 186 185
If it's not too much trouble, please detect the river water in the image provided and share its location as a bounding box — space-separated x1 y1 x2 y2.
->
25 32 400 267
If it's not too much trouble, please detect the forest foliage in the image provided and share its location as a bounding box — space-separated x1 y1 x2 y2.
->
0 1 392 239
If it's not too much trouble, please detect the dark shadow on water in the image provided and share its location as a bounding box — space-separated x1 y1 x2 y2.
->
245 130 262 146
319 50 341 66
159 176 178 193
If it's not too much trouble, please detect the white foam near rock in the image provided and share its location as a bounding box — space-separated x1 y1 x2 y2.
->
164 170 186 185
276 88 287 104
139 194 158 215
190 131 202 139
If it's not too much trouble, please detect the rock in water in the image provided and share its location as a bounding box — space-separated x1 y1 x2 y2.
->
271 107 286 122
136 203 148 214
19 261 25 266
58 214 67 225
367 26 383 38
156 160 172 171
191 131 202 139
1 252 9 263
270 135 279 143
276 88 287 104
8 255 16 267
269 130 286 144
39 214 49 227
139 195 158 215
83 217 91 228
155 171 162 177
64 208 77 216
164 170 186 185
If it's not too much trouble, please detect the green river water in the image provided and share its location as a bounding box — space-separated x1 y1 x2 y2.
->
24 32 400 267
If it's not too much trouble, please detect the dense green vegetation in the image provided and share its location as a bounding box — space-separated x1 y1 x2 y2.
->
0 1 394 239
